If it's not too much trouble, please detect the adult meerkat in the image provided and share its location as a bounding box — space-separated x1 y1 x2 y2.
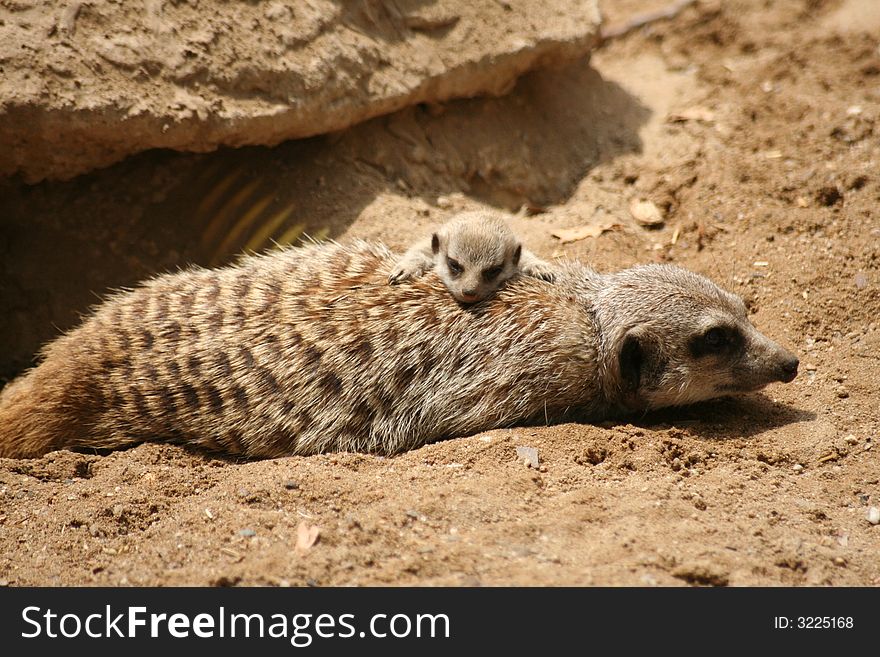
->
0 241 798 459
388 210 557 304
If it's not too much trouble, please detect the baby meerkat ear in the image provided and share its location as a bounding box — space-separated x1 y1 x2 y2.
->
431 233 441 255
512 243 522 266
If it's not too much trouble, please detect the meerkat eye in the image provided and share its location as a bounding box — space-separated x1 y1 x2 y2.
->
689 326 739 357
482 266 503 282
702 327 729 350
446 258 463 276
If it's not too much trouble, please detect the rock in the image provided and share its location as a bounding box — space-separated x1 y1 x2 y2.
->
867 507 880 525
0 0 602 182
516 446 540 469
629 199 665 226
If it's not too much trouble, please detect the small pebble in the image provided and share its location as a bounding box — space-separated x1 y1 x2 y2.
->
867 507 880 525
516 446 540 469
836 386 849 399
793 464 803 472
238 528 256 537
283 481 299 490
833 557 846 567
844 434 858 446
804 363 817 371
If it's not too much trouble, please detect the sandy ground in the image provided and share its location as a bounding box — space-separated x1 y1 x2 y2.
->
0 0 878 586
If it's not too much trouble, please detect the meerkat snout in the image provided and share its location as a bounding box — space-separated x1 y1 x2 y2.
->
777 353 800 383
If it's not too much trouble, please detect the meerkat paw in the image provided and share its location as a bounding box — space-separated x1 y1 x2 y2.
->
388 262 429 285
521 261 559 283
388 267 412 285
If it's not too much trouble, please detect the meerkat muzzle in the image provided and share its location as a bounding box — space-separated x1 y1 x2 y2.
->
777 353 799 383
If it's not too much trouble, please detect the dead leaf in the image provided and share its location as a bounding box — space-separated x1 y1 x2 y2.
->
296 521 320 552
629 199 664 226
550 218 619 244
667 106 716 123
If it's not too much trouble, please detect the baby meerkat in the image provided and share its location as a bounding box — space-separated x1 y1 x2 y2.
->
388 210 557 304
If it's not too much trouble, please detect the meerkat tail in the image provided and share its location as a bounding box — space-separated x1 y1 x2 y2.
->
0 363 77 458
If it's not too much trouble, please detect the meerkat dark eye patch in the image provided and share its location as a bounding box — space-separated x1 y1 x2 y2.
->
690 326 739 357
482 266 503 282
446 258 463 276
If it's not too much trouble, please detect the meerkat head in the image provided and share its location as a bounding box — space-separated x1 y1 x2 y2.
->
594 264 799 412
432 211 522 304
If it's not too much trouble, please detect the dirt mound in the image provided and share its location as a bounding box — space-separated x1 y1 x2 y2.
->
0 0 600 183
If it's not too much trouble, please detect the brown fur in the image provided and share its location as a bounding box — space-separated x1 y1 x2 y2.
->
0 241 798 459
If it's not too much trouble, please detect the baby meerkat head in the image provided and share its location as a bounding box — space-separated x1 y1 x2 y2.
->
432 211 522 304
596 264 799 412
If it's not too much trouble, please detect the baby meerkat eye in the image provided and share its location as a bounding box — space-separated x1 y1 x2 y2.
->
482 266 503 282
446 258 463 276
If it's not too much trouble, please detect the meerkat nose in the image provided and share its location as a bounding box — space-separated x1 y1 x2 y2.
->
778 354 799 383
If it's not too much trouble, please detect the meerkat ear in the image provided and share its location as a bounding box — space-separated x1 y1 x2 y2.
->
618 330 645 394
431 233 440 255
512 243 522 266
